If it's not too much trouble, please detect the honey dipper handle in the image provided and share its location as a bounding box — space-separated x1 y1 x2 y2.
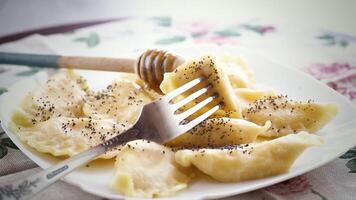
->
0 52 60 68
58 56 135 72
0 52 136 73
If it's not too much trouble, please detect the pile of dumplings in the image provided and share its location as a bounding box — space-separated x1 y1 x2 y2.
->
11 55 338 198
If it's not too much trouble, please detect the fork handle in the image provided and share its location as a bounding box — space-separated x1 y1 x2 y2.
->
0 52 135 73
0 127 140 200
0 145 105 200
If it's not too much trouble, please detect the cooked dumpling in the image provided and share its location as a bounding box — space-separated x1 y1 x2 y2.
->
242 95 338 137
12 70 87 127
160 55 241 118
83 79 156 125
234 88 277 109
217 55 256 88
166 118 271 148
105 73 161 100
111 140 194 198
11 117 125 159
175 132 323 182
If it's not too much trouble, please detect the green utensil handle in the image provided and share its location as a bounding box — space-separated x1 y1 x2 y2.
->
0 52 136 72
0 52 60 68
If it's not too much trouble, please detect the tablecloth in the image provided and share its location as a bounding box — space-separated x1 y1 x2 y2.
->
0 16 355 200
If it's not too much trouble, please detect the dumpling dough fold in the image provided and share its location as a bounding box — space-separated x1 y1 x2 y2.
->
241 95 338 137
83 78 156 125
160 55 241 118
218 55 256 88
12 70 87 127
111 140 194 198
175 132 323 182
11 117 125 159
166 118 271 148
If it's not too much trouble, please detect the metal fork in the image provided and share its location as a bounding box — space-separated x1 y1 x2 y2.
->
0 77 219 200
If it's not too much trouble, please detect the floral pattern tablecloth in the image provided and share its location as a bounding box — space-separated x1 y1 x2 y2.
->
0 17 355 200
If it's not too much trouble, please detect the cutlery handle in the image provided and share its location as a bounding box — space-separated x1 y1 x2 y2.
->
0 52 136 73
0 145 105 200
0 127 140 200
0 52 60 68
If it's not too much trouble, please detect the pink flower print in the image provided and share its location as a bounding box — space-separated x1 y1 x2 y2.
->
327 74 356 100
259 26 276 34
264 175 311 195
194 34 240 46
265 176 328 199
307 62 356 101
176 21 215 38
308 62 356 80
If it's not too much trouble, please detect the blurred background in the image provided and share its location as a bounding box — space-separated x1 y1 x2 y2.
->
1 0 355 37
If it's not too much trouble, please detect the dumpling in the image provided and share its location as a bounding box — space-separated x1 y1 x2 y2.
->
160 55 241 118
166 118 271 148
234 88 277 109
217 55 256 88
104 72 161 100
242 95 338 137
83 79 156 125
175 132 323 182
11 117 125 159
12 70 87 127
111 140 194 198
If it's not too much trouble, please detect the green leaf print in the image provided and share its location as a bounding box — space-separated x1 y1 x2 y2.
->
74 32 100 48
16 68 39 76
346 158 356 172
241 24 275 35
317 34 335 46
191 32 207 38
340 149 356 159
0 88 8 95
317 34 349 48
340 40 349 47
0 145 8 159
317 34 333 40
311 188 328 200
340 147 356 173
1 138 19 149
327 39 337 46
150 16 172 27
0 132 19 159
155 36 186 45
215 29 241 37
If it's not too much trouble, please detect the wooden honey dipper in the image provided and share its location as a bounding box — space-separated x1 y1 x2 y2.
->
0 49 185 92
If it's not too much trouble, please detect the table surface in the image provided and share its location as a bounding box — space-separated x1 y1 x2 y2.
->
0 1 355 200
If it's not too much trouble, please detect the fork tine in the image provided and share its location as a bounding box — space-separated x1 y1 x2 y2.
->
180 104 220 132
171 85 211 110
163 77 204 101
176 95 217 122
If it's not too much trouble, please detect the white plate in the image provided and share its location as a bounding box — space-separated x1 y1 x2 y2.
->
1 46 356 200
